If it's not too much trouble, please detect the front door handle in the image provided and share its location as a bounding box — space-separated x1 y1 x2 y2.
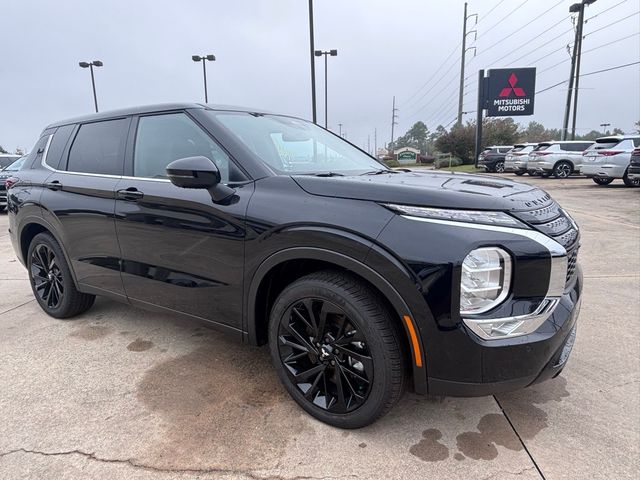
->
116 187 144 201
45 180 63 191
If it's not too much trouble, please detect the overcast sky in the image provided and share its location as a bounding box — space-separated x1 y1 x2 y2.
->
1 0 639 153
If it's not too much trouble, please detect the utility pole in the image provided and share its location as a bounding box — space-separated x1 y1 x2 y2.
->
457 3 477 126
367 134 371 154
390 96 398 154
374 128 377 156
562 0 596 140
308 0 317 123
338 123 343 136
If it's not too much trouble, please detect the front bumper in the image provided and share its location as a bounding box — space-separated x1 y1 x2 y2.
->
429 268 582 396
581 163 626 179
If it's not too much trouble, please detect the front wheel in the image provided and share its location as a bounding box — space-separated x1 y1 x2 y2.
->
27 232 95 318
593 177 614 186
268 271 405 429
494 161 505 173
553 161 572 179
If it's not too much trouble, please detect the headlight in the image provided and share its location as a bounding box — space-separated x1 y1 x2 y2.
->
460 247 512 315
383 204 528 229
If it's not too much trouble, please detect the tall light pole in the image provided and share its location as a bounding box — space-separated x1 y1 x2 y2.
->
314 49 337 128
600 122 610 134
192 54 216 103
308 0 317 123
338 123 343 136
78 60 103 113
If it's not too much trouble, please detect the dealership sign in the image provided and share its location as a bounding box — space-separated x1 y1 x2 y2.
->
484 68 536 117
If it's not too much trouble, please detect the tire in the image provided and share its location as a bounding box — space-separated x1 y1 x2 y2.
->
514 171 525 176
592 177 614 186
527 170 538 176
27 232 95 318
494 161 505 173
623 169 640 187
268 270 405 429
553 161 573 179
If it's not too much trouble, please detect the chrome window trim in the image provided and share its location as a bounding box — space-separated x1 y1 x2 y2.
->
40 134 53 168
400 214 568 340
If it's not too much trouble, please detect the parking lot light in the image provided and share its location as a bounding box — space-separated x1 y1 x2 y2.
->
192 54 216 103
314 49 338 128
78 60 103 113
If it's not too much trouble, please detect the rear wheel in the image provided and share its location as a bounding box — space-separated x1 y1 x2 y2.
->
592 177 614 186
494 161 505 173
553 161 572 179
623 169 640 187
27 233 95 318
268 270 405 429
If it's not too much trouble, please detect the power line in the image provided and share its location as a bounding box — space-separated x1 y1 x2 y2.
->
583 10 640 38
585 0 629 22
401 55 461 114
398 44 460 108
403 67 460 119
477 0 532 39
476 0 507 26
536 61 640 94
475 0 564 59
538 32 640 74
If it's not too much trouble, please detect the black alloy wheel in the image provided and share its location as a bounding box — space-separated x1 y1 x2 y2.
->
27 232 95 318
268 271 405 428
553 161 572 179
30 243 64 309
277 298 373 413
494 161 505 173
592 177 614 186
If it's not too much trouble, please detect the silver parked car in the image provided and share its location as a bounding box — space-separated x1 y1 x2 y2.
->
527 140 594 178
581 135 640 187
504 143 537 176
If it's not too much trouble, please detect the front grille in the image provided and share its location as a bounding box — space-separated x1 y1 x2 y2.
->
511 198 580 286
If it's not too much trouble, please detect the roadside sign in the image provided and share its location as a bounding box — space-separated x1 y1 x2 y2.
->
484 68 536 117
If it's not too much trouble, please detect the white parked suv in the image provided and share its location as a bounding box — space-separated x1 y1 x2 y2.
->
527 141 594 178
504 143 537 176
581 135 640 187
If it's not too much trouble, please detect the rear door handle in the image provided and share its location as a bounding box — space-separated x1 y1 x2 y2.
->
116 187 144 201
45 180 63 191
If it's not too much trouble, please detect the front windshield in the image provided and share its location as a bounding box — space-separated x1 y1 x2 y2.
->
208 111 386 175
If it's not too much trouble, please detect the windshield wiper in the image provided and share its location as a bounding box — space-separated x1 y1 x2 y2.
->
312 172 345 177
360 169 400 175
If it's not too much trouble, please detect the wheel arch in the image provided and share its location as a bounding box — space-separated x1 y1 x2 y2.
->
554 158 575 171
18 217 79 288
245 247 428 394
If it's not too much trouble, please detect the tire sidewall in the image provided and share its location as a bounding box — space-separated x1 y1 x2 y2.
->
268 277 398 428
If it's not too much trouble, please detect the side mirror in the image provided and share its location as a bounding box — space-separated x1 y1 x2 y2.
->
166 156 221 189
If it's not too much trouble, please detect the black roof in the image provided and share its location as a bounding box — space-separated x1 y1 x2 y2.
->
46 102 276 128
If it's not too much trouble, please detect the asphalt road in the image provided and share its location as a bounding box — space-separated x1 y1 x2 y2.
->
0 176 638 480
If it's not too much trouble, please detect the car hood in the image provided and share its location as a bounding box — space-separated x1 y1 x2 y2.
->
292 170 552 211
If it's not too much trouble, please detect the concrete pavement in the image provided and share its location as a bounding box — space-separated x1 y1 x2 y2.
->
0 176 638 479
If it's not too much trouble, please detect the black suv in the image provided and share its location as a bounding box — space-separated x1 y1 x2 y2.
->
7 104 582 428
478 146 512 173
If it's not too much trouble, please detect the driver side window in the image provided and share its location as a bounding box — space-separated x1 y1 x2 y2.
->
133 113 239 183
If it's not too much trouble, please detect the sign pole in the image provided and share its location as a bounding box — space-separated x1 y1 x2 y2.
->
474 69 484 168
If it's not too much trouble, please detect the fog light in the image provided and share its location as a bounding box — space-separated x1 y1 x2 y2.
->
460 247 512 314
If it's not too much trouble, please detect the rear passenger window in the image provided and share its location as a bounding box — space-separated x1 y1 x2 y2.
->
22 135 51 169
43 124 75 170
133 113 243 183
67 119 128 175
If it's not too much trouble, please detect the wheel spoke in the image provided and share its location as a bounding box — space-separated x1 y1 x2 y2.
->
303 369 325 399
331 365 348 412
338 362 370 384
293 363 326 383
339 345 374 373
292 305 314 333
301 299 319 336
283 322 316 353
339 366 365 401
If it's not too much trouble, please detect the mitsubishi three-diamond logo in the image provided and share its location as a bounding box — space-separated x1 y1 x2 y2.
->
499 73 526 98
485 67 535 116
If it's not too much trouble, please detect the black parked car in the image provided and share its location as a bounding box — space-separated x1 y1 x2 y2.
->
478 146 512 173
626 147 640 183
7 104 582 428
0 156 27 212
